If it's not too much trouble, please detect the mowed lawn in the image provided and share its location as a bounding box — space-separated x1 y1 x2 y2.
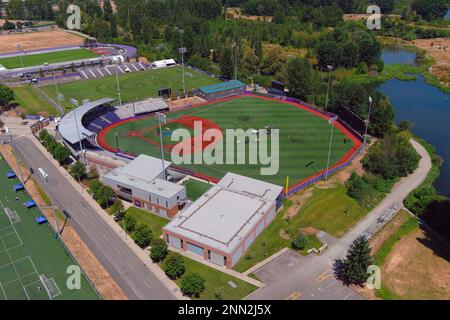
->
101 96 354 187
172 256 256 300
121 207 169 238
183 179 213 201
12 86 58 116
41 66 221 110
0 48 98 69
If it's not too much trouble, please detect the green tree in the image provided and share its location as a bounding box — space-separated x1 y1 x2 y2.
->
132 224 153 248
149 238 169 262
88 179 103 196
53 144 71 165
286 57 314 101
164 253 185 280
181 273 206 297
341 236 373 285
123 214 137 233
70 161 87 181
219 44 234 80
0 85 15 111
412 0 447 21
369 92 394 138
109 199 124 216
291 233 307 250
95 185 115 208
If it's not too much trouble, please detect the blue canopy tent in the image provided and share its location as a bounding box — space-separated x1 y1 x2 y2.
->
13 183 24 192
23 200 37 209
35 215 48 225
6 171 17 179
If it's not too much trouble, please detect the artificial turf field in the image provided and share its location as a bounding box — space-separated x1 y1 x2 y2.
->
41 66 221 111
99 95 358 187
0 158 98 300
0 48 98 69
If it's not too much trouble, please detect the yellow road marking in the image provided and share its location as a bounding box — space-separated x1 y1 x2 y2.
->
285 291 301 300
316 269 332 283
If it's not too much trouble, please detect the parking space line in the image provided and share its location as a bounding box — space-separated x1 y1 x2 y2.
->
326 279 339 288
343 292 354 300
285 291 301 300
79 70 88 79
104 67 112 76
117 66 125 73
316 269 332 283
88 69 96 78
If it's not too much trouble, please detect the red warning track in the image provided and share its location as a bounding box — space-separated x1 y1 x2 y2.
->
97 94 364 196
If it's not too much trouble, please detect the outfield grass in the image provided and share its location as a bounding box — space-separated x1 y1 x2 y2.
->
41 66 221 111
101 96 354 187
183 179 213 201
233 183 366 272
122 207 169 238
173 256 256 300
0 158 98 300
12 86 58 116
0 49 98 69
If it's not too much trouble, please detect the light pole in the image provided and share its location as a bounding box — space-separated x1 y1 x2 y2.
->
210 49 215 61
179 47 187 98
70 99 86 164
156 112 167 181
364 96 373 151
324 65 333 110
325 116 339 181
232 40 238 80
115 63 122 106
17 44 27 83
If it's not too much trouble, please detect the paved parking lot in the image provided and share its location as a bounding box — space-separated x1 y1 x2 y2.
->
78 61 149 79
250 249 364 300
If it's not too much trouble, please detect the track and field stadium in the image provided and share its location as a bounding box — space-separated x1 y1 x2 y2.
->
97 95 363 190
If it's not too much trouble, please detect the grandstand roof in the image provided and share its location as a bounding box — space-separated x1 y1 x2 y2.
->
59 98 115 145
198 80 246 95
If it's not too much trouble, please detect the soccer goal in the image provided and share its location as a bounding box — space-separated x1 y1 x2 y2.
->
39 275 61 300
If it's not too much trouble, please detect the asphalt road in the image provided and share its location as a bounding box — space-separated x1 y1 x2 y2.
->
247 139 432 300
10 136 175 300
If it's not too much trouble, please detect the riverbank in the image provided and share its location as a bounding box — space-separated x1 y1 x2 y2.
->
334 37 449 94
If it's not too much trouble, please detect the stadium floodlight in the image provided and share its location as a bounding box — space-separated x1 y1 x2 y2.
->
179 47 187 97
156 112 167 180
114 61 122 106
364 96 373 151
17 43 27 83
324 65 334 110
325 116 339 181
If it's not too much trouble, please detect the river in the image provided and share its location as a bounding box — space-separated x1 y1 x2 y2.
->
377 49 450 197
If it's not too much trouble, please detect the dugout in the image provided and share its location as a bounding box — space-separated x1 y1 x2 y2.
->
197 80 246 101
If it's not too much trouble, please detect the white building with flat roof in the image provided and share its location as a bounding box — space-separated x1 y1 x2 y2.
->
102 155 186 218
163 173 283 268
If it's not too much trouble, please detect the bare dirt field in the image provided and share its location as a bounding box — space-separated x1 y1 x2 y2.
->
381 226 450 299
0 29 85 54
411 38 450 64
167 96 206 109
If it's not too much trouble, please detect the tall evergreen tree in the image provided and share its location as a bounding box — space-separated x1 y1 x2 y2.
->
342 236 373 285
